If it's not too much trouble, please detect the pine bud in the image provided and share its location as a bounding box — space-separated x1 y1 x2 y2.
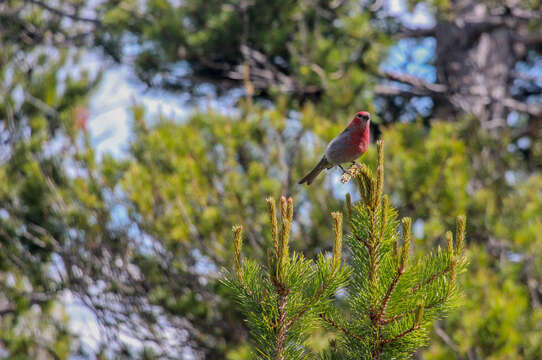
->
376 139 384 206
455 215 466 256
450 258 457 285
280 196 288 226
331 212 343 269
445 231 454 257
280 197 292 264
371 177 377 209
266 197 279 257
287 197 293 225
232 225 243 280
400 217 412 272
380 195 389 242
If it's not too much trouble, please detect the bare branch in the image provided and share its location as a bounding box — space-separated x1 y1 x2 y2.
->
374 84 430 98
395 26 437 39
23 0 101 24
434 323 460 353
24 91 59 117
502 97 542 116
509 7 542 21
379 70 447 94
514 32 542 46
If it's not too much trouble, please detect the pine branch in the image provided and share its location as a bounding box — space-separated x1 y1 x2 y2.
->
380 323 420 345
376 268 403 322
331 140 467 359
354 233 371 251
227 141 467 360
379 292 452 325
226 197 348 359
378 70 447 95
320 314 365 342
379 307 417 325
275 290 289 360
286 279 330 329
287 212 343 328
411 264 452 294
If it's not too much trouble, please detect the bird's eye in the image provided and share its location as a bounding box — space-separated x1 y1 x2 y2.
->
356 114 362 119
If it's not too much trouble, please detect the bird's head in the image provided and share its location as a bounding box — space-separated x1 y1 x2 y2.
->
349 111 371 129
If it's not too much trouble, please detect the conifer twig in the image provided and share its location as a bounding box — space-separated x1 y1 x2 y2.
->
319 314 365 342
378 196 389 243
380 323 420 345
376 140 384 208
267 197 279 256
275 290 289 360
455 215 466 256
286 279 331 328
411 264 452 294
379 307 417 325
354 233 371 250
380 305 423 346
377 218 411 320
233 225 244 280
287 212 343 327
377 268 402 321
380 298 448 325
331 212 343 268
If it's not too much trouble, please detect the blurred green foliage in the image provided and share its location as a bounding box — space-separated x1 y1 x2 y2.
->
1 0 541 358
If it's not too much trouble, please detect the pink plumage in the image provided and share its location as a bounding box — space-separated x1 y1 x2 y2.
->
299 111 371 185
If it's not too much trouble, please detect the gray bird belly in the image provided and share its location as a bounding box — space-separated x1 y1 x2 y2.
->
325 137 360 165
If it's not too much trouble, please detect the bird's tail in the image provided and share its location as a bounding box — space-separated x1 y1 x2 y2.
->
298 157 331 185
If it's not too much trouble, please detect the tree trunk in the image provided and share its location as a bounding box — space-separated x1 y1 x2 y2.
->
433 3 517 128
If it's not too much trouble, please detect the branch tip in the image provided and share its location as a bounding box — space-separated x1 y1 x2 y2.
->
266 197 279 256
376 139 384 206
445 231 454 257
450 258 457 285
400 217 412 271
455 215 466 256
233 225 244 279
331 212 343 267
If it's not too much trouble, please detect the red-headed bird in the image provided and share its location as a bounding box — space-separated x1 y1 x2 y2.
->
299 111 370 185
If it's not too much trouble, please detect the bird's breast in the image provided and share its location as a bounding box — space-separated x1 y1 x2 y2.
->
325 129 369 164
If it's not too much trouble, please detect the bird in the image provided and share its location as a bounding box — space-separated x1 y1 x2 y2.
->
298 111 371 185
